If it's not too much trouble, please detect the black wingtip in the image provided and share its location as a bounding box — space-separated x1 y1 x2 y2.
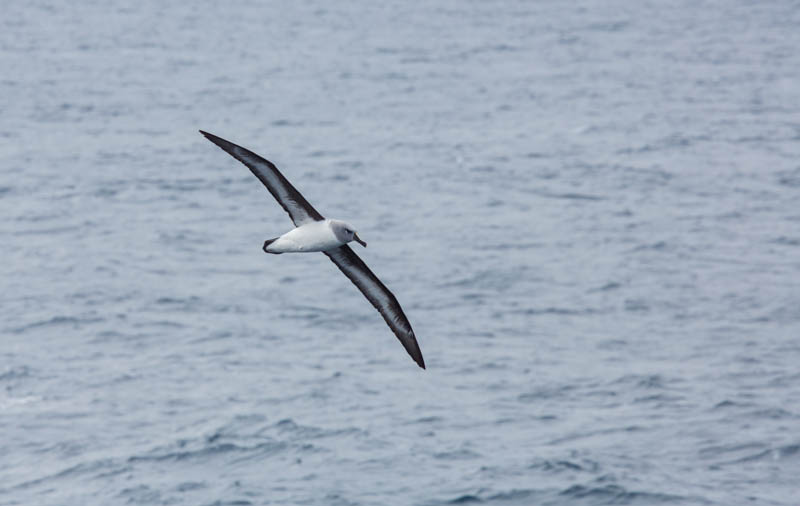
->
402 340 425 369
410 332 426 369
199 130 248 166
199 130 226 147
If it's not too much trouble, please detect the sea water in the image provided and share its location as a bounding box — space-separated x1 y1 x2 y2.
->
2 1 800 504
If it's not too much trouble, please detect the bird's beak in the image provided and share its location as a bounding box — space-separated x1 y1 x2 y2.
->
353 233 367 247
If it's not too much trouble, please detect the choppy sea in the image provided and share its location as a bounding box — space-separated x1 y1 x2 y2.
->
2 1 800 504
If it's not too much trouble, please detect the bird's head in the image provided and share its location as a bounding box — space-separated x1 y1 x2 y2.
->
332 220 366 247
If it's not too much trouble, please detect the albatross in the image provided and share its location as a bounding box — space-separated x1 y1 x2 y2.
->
200 131 425 369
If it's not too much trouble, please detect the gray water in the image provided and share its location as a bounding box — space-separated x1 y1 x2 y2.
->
2 1 800 504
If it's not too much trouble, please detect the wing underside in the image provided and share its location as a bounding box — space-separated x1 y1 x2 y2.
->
325 245 425 369
200 131 324 226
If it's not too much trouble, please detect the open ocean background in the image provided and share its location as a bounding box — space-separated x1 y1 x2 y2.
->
2 1 800 505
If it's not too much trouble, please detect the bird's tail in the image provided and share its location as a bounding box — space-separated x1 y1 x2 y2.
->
262 238 282 254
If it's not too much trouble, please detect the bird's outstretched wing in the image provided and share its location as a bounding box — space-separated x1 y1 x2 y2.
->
325 245 425 369
200 131 325 226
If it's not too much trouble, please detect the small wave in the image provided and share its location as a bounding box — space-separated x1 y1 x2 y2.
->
132 319 185 329
518 384 577 403
446 489 537 505
0 395 40 409
11 315 104 334
475 241 543 251
175 481 206 492
770 236 800 246
128 441 286 463
272 418 361 441
271 119 303 127
610 373 671 389
434 448 482 460
116 484 162 504
529 458 600 474
776 168 800 188
448 494 482 504
188 330 234 344
5 459 115 492
155 295 201 306
629 240 670 253
616 133 710 155
714 443 800 467
588 281 622 293
437 266 534 291
698 441 765 458
633 393 684 404
712 399 746 409
13 224 91 237
0 365 31 381
512 306 598 316
307 149 347 158
528 189 606 201
748 407 796 419
559 483 686 504
624 298 649 312
548 425 645 445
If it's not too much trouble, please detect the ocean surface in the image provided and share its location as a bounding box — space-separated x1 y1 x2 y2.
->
2 1 800 504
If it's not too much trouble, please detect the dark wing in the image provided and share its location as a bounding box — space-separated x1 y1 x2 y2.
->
324 245 425 369
200 131 325 226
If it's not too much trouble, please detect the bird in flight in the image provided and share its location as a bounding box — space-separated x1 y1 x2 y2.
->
200 131 425 369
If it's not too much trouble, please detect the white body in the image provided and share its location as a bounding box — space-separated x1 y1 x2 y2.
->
265 219 346 253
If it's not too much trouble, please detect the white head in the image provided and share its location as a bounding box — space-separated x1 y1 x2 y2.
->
330 220 367 247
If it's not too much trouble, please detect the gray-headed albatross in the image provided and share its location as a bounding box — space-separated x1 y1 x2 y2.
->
200 131 425 369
